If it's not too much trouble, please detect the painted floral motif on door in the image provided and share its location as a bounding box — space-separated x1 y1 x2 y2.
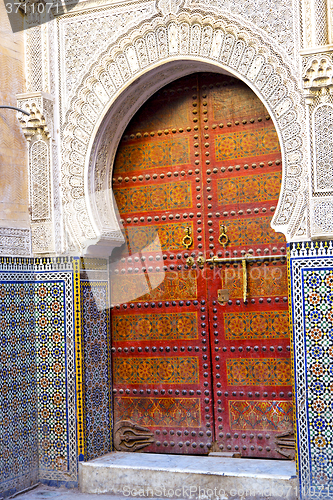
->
110 73 293 458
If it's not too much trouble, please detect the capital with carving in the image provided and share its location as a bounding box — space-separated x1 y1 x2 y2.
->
303 55 333 104
16 92 56 255
16 92 54 141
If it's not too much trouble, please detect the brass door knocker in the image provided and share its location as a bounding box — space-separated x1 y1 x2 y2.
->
218 224 229 247
182 227 193 249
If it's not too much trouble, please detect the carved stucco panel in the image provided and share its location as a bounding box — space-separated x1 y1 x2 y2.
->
185 0 296 59
61 13 306 253
58 1 157 115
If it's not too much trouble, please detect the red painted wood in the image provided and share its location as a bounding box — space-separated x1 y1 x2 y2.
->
200 74 292 458
110 73 293 458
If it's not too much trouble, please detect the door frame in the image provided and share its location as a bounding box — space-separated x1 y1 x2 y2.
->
60 12 306 476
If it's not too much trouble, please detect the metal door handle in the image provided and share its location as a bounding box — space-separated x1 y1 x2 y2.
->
218 224 229 247
182 227 193 249
198 254 285 266
194 253 285 302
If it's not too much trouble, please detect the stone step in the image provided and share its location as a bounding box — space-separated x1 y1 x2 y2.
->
79 452 298 500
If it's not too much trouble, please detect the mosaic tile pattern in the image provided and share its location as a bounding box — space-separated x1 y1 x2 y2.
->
113 181 192 214
0 258 114 493
73 259 85 461
114 397 201 427
111 271 197 304
217 172 281 205
114 356 199 384
125 222 192 254
35 280 69 475
215 128 279 161
0 273 38 497
229 401 293 430
112 312 198 342
224 311 289 340
0 258 79 494
81 281 112 461
304 268 333 487
290 241 333 497
226 358 291 386
114 137 190 173
34 266 78 484
220 218 285 246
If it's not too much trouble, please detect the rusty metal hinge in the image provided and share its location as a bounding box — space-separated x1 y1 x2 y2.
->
274 430 296 459
114 420 155 452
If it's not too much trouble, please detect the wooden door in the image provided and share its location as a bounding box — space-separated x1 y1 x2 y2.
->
110 73 293 459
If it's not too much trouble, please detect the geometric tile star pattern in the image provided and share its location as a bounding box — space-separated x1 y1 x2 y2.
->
81 281 112 461
303 269 333 488
290 241 333 499
0 276 38 497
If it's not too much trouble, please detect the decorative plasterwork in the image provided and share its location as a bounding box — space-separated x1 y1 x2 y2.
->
61 12 307 253
59 1 157 112
0 227 32 257
301 54 333 239
311 198 333 237
184 0 297 60
301 0 314 48
157 0 183 16
17 92 54 140
294 208 309 239
17 92 56 255
312 103 333 193
303 54 333 104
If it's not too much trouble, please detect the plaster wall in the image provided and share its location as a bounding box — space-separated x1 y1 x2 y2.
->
0 4 30 246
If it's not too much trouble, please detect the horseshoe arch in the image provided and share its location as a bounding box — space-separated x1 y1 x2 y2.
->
61 13 306 254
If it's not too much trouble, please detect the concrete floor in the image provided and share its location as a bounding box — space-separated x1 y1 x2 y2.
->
79 452 298 500
14 454 298 500
13 484 131 500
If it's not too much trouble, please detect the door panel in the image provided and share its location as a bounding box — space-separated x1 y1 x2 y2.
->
110 73 293 458
111 75 214 454
199 74 292 458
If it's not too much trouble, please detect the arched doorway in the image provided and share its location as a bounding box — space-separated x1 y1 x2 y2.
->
110 73 293 459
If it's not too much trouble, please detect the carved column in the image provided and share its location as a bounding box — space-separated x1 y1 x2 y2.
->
17 92 56 254
302 54 333 238
313 0 329 46
302 0 329 48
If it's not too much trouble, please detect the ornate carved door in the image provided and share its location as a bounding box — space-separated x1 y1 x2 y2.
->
110 73 293 459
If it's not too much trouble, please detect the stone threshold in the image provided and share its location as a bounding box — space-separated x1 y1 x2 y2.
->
79 452 298 500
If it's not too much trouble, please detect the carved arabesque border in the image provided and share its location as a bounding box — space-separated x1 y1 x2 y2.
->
302 54 333 239
61 12 307 253
17 92 56 254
